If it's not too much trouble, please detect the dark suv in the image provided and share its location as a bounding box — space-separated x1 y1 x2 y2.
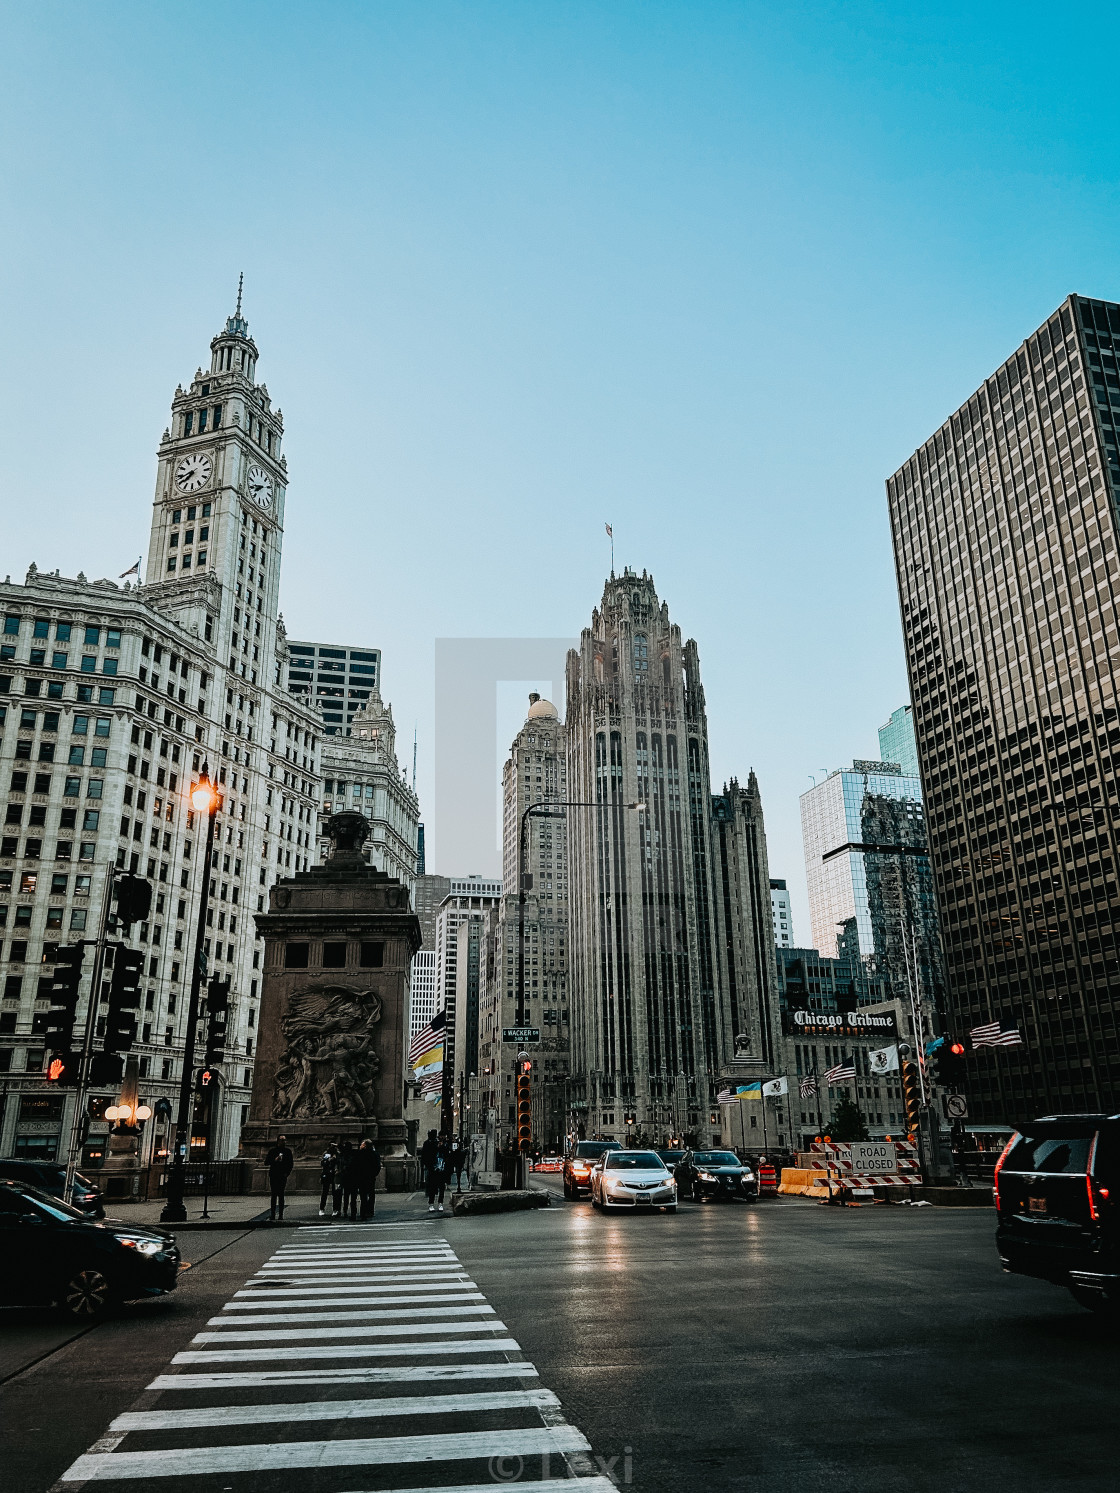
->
0 1158 104 1217
563 1141 621 1199
995 1114 1119 1312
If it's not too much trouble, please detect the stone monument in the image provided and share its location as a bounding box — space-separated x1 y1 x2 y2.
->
241 811 422 1192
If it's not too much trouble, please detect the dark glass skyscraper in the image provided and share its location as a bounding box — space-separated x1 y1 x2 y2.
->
888 295 1120 1120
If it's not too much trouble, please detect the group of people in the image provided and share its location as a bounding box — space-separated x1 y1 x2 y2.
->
418 1130 469 1213
264 1135 382 1221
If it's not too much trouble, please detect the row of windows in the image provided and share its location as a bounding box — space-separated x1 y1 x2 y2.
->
166 552 207 573
170 503 212 524
182 406 222 436
0 834 99 858
3 619 120 646
283 940 385 969
0 685 115 711
1 710 111 736
1 648 118 676
0 870 92 896
169 525 209 549
0 907 88 935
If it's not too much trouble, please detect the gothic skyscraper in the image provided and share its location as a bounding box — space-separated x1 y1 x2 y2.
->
565 570 779 1145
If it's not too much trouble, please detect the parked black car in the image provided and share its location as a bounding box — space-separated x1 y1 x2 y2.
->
0 1157 104 1216
995 1114 1119 1313
675 1149 758 1202
0 1178 180 1318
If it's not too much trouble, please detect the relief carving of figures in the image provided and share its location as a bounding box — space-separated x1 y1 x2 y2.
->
273 985 382 1119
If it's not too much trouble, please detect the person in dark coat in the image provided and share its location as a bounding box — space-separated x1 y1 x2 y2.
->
353 1138 382 1220
450 1143 468 1192
318 1144 339 1217
419 1129 439 1184
266 1135 294 1221
426 1136 451 1212
337 1140 358 1220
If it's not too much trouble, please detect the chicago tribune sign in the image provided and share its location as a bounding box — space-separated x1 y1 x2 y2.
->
783 1009 898 1039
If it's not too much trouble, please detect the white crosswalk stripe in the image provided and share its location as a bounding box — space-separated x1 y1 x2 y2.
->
57 1227 606 1490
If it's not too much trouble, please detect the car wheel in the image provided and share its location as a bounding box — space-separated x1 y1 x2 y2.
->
61 1269 112 1320
1069 1285 1120 1315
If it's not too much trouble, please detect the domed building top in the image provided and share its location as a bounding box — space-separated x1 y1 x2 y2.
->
526 692 559 720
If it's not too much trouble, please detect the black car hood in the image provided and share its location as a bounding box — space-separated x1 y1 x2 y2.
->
94 1217 176 1243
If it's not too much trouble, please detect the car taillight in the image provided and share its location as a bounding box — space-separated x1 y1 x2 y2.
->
992 1132 1018 1212
1087 1132 1105 1222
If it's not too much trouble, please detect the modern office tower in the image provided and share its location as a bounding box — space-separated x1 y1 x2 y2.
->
433 876 502 1079
286 639 381 734
770 878 795 948
315 691 419 891
800 762 942 1018
477 694 570 1152
887 293 1120 1118
0 298 322 1165
565 570 776 1146
879 705 920 778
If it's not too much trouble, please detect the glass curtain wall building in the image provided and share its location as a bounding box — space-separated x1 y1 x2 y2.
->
287 640 381 735
878 705 920 777
887 294 1120 1120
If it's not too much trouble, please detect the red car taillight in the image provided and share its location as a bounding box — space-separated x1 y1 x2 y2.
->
992 1132 1018 1212
1086 1132 1106 1222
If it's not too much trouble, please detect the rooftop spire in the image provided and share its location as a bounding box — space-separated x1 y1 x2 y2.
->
235 270 243 319
224 273 250 339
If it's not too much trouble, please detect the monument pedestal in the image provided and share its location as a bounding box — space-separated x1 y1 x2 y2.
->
240 813 422 1193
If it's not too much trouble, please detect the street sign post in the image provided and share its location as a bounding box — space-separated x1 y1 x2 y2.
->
849 1141 898 1173
503 1027 540 1042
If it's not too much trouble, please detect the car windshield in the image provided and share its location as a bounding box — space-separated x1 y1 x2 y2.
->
0 1181 86 1222
693 1152 741 1166
573 1143 618 1159
657 1152 685 1162
605 1152 666 1171
1004 1126 1096 1175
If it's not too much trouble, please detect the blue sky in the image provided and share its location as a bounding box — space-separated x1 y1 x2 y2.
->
2 2 1119 930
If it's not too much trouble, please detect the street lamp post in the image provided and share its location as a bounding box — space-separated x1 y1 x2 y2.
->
161 767 222 1224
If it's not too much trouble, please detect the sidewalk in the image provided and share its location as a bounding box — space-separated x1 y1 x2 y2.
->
101 1188 438 1231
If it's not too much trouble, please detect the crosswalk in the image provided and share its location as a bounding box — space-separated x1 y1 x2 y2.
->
55 1223 614 1492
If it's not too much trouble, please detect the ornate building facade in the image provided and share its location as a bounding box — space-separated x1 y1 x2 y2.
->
0 298 322 1165
564 571 779 1146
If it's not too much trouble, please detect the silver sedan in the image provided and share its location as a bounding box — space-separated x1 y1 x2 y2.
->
590 1150 678 1213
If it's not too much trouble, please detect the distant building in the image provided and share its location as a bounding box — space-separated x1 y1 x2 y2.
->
434 877 502 1079
287 638 381 735
315 691 418 892
878 705 919 778
800 761 943 1018
770 879 794 948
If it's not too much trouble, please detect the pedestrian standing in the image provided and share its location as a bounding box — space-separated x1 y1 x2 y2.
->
354 1138 382 1220
266 1134 294 1221
318 1143 339 1217
337 1140 358 1220
426 1137 451 1212
419 1129 439 1190
450 1141 468 1192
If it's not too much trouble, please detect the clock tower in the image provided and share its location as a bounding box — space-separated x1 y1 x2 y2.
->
144 284 288 693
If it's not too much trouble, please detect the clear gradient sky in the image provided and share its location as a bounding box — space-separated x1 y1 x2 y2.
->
3 3 1119 931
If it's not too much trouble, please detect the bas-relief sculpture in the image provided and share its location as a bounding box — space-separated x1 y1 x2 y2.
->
273 985 382 1120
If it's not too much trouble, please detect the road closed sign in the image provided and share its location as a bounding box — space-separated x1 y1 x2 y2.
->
849 1141 898 1173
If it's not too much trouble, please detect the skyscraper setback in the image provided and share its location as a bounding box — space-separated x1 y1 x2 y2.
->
888 294 1120 1119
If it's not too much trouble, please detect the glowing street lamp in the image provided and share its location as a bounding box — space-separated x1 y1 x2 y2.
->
161 765 223 1223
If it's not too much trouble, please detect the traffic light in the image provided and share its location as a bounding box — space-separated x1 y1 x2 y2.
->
197 1066 216 1091
89 1051 124 1086
45 1052 80 1086
205 975 230 1066
114 873 153 929
43 944 85 1053
932 1037 967 1091
901 1058 922 1134
104 945 144 1052
516 1060 532 1152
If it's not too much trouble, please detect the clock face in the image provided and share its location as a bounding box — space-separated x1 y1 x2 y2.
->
174 452 213 493
247 464 273 508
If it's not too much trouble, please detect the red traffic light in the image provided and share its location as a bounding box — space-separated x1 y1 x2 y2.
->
47 1056 67 1082
948 1042 966 1057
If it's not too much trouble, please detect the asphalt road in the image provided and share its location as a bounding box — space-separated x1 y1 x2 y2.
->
1 1188 1118 1493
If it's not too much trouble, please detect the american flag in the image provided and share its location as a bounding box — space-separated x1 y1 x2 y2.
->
409 1020 443 1068
971 1020 1024 1049
420 1072 444 1095
824 1062 856 1085
799 1075 818 1098
716 1088 736 1105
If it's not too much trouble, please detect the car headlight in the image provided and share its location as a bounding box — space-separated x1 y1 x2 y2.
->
741 1171 755 1182
698 1171 716 1182
115 1235 162 1255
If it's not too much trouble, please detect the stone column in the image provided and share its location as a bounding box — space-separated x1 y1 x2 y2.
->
241 812 422 1192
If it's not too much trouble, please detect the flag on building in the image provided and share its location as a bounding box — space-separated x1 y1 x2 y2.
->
762 1077 788 1097
799 1074 817 1098
824 1061 856 1085
869 1044 899 1074
716 1088 736 1105
409 1022 443 1068
605 522 613 538
119 559 140 579
971 1021 1024 1048
736 1082 762 1099
412 1047 444 1078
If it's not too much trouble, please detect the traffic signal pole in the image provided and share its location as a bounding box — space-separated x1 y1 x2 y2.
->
61 861 119 1198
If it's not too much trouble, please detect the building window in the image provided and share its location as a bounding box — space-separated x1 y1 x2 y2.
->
284 943 309 968
4 616 20 635
322 942 347 968
167 559 177 572
80 656 96 673
84 627 100 646
169 533 179 548
184 412 193 436
359 941 384 968
98 689 114 705
69 909 87 931
51 652 67 670
102 659 117 676
33 619 49 639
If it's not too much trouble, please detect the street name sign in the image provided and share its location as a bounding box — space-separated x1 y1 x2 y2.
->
503 1027 540 1042
849 1141 898 1173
